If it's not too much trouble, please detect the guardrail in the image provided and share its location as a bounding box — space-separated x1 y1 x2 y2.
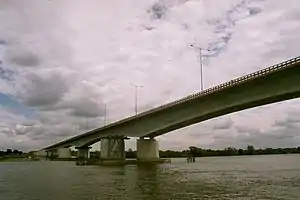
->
44 56 300 149
165 56 300 107
123 56 300 121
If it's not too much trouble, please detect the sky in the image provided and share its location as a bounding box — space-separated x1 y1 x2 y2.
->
0 0 300 152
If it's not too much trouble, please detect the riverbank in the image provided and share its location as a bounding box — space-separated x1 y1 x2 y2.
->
0 156 38 162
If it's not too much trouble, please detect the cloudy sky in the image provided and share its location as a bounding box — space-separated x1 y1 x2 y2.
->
0 0 300 151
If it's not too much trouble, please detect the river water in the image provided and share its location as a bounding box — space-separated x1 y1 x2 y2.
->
1 154 300 200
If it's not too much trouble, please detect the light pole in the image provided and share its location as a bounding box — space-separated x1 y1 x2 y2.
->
129 84 143 115
190 44 210 91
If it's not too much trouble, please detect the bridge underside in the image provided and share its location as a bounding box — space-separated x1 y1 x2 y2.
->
143 65 300 138
145 91 300 138
43 58 300 164
47 137 161 163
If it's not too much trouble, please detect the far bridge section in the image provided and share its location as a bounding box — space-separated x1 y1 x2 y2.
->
43 56 300 165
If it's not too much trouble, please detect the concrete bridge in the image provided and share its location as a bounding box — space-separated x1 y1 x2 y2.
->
43 56 300 163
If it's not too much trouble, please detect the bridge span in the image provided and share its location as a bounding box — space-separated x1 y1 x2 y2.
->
43 56 300 163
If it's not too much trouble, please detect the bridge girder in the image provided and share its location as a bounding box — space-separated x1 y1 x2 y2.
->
44 57 300 150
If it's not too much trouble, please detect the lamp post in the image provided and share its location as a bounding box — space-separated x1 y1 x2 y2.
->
129 84 143 115
190 44 210 91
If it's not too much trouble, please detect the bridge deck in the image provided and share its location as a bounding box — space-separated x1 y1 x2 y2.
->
44 56 300 150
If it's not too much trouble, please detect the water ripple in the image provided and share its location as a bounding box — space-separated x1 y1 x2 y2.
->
0 155 300 200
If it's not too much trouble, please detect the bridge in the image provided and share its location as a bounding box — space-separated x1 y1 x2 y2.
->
42 56 300 163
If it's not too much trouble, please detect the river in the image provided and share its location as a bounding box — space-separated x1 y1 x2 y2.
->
1 154 300 200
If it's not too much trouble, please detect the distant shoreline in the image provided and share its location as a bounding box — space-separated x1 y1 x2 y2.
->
0 156 36 162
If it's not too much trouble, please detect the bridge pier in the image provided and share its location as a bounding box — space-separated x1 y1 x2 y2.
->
137 137 160 161
100 136 125 161
46 150 51 159
57 148 71 159
46 149 58 160
76 147 91 160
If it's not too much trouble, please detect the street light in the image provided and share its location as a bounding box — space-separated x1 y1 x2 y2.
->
129 83 143 115
190 44 210 91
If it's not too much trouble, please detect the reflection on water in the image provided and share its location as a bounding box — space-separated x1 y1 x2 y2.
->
1 155 300 200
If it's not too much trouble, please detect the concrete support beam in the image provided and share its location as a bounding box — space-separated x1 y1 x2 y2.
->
46 150 50 158
35 150 47 158
137 138 159 160
47 149 58 160
100 137 125 160
76 147 91 160
50 149 57 160
45 150 52 160
57 148 71 159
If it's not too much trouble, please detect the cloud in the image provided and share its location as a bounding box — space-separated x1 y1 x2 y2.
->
21 71 70 108
275 112 300 126
212 118 234 130
57 81 106 118
249 7 262 16
149 0 167 20
0 66 14 81
9 51 40 67
0 0 299 151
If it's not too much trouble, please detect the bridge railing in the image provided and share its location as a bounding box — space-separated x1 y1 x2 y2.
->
126 56 300 119
86 56 300 133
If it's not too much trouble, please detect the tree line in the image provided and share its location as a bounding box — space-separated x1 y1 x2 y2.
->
125 145 300 158
4 145 300 159
0 149 24 157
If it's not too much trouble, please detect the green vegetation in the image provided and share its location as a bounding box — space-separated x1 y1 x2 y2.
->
0 149 27 162
3 145 300 161
125 145 300 158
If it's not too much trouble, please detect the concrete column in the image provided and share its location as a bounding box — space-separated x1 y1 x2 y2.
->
35 150 47 157
48 149 58 160
45 150 53 160
137 138 160 160
100 137 125 160
76 147 91 160
57 148 71 159
46 150 50 159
